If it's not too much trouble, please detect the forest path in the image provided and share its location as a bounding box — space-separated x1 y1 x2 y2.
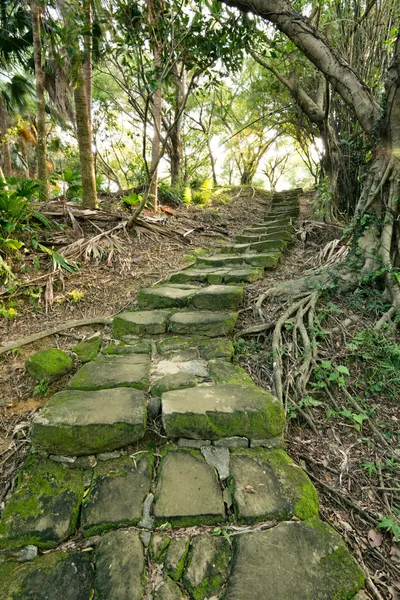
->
0 189 364 599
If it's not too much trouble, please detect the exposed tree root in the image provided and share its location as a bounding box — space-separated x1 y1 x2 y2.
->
0 316 112 355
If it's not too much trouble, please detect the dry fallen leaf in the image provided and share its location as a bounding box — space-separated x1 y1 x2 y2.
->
367 528 383 548
244 485 255 494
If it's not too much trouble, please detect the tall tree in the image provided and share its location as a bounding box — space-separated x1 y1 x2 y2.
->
221 0 400 318
31 0 48 201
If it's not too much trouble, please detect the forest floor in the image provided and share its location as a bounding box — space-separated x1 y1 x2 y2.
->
1 188 399 599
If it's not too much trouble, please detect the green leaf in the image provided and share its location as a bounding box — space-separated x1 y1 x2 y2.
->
336 365 350 376
320 360 332 370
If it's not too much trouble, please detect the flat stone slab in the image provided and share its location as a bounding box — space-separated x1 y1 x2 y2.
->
154 576 185 599
168 312 238 337
113 310 171 338
183 535 231 599
154 449 225 526
191 285 243 311
197 253 279 268
0 456 84 550
95 529 145 600
0 552 94 600
82 455 153 536
32 388 146 455
170 267 262 284
164 536 190 580
138 285 197 309
229 448 319 523
224 519 364 599
67 354 150 391
161 384 285 440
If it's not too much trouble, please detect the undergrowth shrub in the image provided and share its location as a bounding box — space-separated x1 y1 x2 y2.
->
348 327 400 402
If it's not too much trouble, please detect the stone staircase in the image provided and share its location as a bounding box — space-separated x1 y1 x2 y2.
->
0 189 364 600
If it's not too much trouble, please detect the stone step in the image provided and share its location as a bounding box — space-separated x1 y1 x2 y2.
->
168 311 238 337
113 310 171 338
161 384 285 441
242 224 293 235
220 240 286 255
169 266 263 285
196 253 279 269
236 230 292 243
67 354 151 391
0 519 363 599
250 218 293 228
137 283 243 311
31 387 147 455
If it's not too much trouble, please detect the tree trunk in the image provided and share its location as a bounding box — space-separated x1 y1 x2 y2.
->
206 138 218 187
170 66 185 188
74 68 98 208
31 0 48 202
0 96 11 177
147 0 163 212
83 0 92 129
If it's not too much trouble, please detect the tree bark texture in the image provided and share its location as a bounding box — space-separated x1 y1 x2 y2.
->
83 0 92 129
31 0 48 202
74 70 98 208
0 96 12 177
170 65 185 187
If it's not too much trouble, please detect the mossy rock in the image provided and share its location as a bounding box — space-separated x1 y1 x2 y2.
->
25 348 73 382
208 360 254 386
0 551 94 600
164 536 190 580
0 455 85 550
223 518 364 599
183 535 231 599
229 448 319 523
73 337 101 363
151 372 198 397
199 338 234 361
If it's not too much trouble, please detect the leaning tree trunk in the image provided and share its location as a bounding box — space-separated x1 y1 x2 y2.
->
83 0 92 129
206 138 218 187
0 96 12 177
74 67 98 209
31 0 48 202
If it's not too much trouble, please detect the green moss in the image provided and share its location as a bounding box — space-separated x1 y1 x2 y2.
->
72 337 101 363
151 373 198 397
102 342 151 354
199 339 234 361
0 455 85 550
208 360 255 386
32 420 145 456
25 348 73 382
150 534 171 561
322 546 365 599
165 537 190 581
156 336 198 355
183 537 231 600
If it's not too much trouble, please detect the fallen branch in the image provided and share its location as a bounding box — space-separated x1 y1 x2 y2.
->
0 317 112 355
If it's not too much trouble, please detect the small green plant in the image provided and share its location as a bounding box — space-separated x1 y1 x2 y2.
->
33 379 49 396
122 191 142 209
326 408 369 431
212 525 233 545
362 460 378 476
0 303 19 319
377 511 400 541
311 360 350 389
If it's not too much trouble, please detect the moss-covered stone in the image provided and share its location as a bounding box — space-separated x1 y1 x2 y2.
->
150 533 171 561
164 536 190 580
102 342 151 354
0 455 85 550
67 355 150 391
162 384 285 441
154 449 225 527
151 372 198 397
208 360 254 386
72 337 101 363
95 529 145 600
229 448 319 524
82 455 153 536
137 286 197 309
223 519 364 599
154 576 185 600
199 338 234 361
0 551 94 600
191 285 243 311
156 336 197 355
31 388 146 456
113 310 171 338
183 535 231 600
168 312 238 337
25 348 73 382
